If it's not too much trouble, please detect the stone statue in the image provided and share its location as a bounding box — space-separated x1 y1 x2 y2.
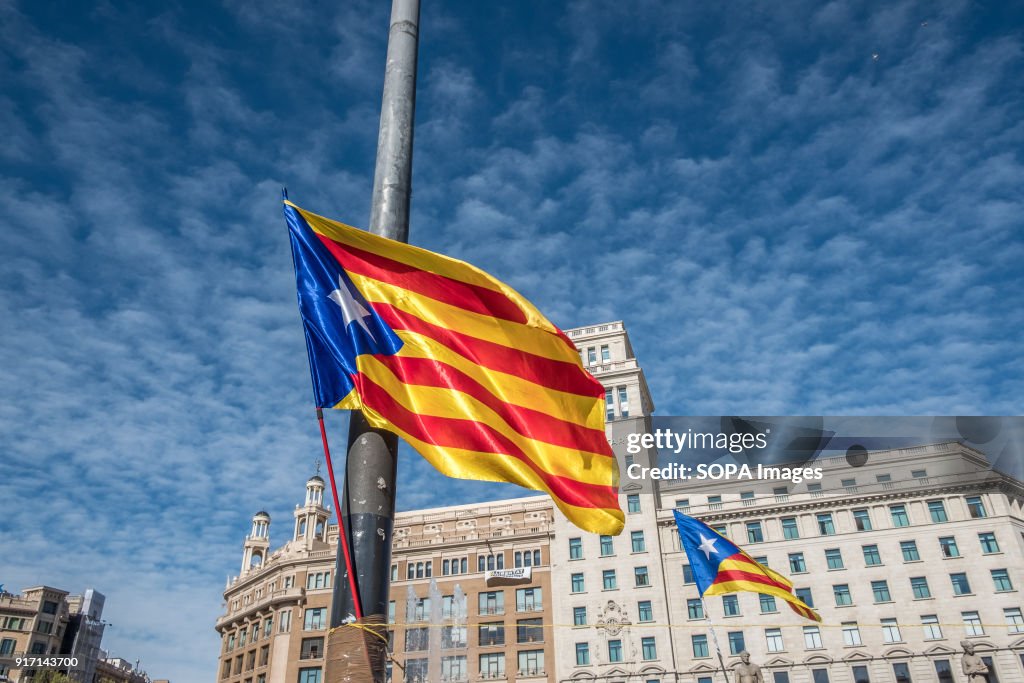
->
961 641 989 683
734 651 764 683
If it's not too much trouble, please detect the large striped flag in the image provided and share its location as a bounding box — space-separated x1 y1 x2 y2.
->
284 200 623 535
674 510 821 622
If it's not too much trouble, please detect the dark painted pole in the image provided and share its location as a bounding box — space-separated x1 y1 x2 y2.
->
331 0 420 674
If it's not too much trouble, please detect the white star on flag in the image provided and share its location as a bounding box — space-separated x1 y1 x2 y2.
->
697 533 718 559
328 274 376 343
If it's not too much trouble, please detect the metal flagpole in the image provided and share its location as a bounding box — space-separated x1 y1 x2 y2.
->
330 0 420 676
701 596 734 683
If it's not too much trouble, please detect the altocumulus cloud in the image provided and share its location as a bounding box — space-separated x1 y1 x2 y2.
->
1 0 1022 680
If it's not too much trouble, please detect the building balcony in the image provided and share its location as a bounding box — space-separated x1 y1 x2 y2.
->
216 586 305 629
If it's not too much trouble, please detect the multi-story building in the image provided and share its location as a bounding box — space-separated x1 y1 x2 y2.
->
217 321 1024 683
653 441 1024 683
217 487 555 683
0 585 130 683
1 586 71 681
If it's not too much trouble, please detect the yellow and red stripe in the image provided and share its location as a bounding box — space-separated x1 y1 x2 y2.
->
705 553 822 622
290 201 624 535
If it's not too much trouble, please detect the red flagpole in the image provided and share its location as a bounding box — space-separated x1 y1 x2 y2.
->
317 407 363 620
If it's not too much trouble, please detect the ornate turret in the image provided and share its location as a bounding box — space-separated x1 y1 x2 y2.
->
294 467 330 550
241 510 271 573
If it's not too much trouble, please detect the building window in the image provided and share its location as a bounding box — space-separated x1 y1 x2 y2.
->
441 595 455 620
813 670 830 683
774 674 791 683
862 544 882 566
478 591 504 616
979 532 1000 554
635 566 650 587
683 564 695 584
517 618 544 644
441 655 467 681
1004 607 1024 633
842 622 862 646
911 577 931 599
901 540 920 562
804 626 823 649
890 505 910 527
303 608 326 630
588 347 597 365
638 600 653 623
746 522 764 543
992 568 1013 591
927 500 949 523
760 594 777 613
789 553 806 573
631 531 646 552
478 622 505 646
852 509 872 531
939 536 960 558
618 386 629 418
935 660 954 683
765 628 784 652
575 642 590 665
834 584 852 606
722 594 740 616
609 638 623 662
405 628 429 652
568 537 583 560
688 598 706 620
627 494 641 514
872 580 891 603
692 634 709 657
442 625 467 648
676 498 690 511
922 614 942 640
600 344 610 362
517 649 544 676
795 588 814 608
279 610 292 633
881 618 902 643
962 611 984 636
602 570 617 590
641 636 657 660
411 597 431 621
600 535 614 556
571 573 585 593
573 606 587 626
852 666 870 683
950 573 972 595
605 388 615 420
817 513 835 535
781 517 800 539
966 496 987 518
298 636 324 661
893 662 912 683
728 631 745 655
515 587 542 612
708 495 723 508
479 653 505 678
297 668 322 683
825 548 844 569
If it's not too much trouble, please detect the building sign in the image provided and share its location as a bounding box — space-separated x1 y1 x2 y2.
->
485 567 532 585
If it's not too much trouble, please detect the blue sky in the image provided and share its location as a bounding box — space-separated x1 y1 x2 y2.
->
1 0 1022 679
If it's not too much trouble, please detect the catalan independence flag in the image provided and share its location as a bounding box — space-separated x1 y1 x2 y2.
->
674 510 821 622
284 200 623 535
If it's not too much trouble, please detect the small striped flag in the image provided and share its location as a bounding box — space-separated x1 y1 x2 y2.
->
284 201 623 535
674 510 821 622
